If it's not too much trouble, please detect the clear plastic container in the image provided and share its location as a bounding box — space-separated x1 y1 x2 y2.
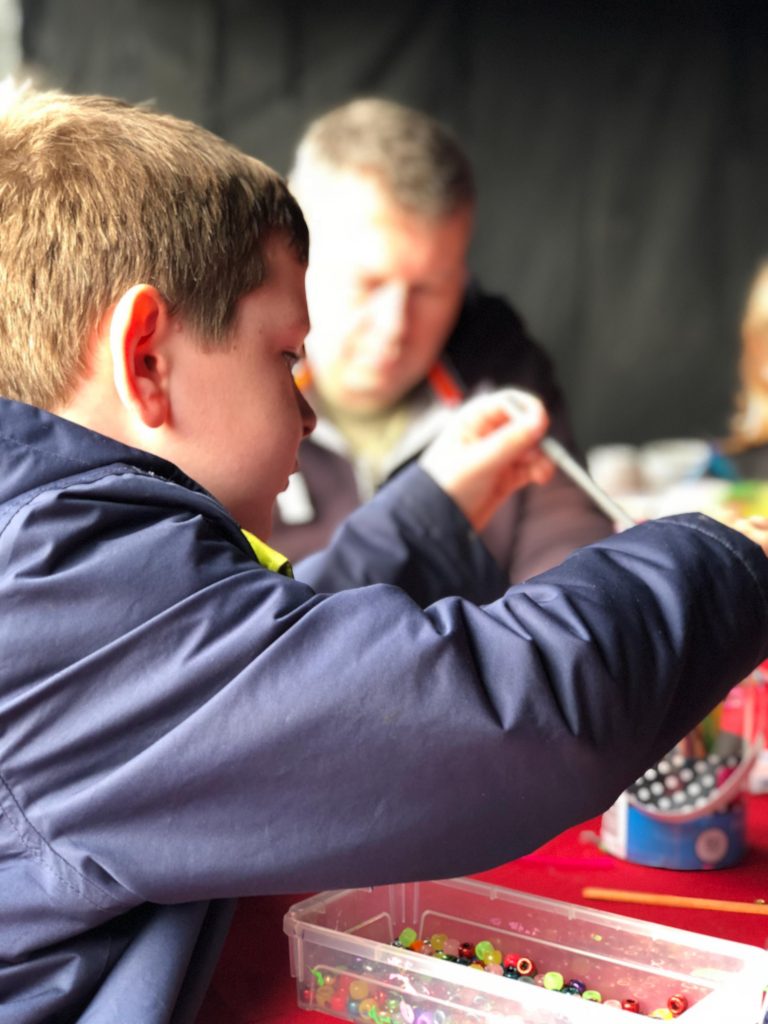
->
284 876 768 1023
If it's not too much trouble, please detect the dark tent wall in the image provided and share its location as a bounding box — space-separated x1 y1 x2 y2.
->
20 0 768 449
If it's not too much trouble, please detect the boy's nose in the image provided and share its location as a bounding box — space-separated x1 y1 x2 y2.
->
296 384 317 437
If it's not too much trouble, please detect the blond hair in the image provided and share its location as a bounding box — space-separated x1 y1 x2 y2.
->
0 85 308 409
729 261 768 450
290 97 475 218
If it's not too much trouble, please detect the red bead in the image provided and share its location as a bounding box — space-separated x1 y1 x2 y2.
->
516 955 536 976
459 942 475 959
622 997 641 1013
668 994 688 1015
503 953 519 968
330 993 347 1011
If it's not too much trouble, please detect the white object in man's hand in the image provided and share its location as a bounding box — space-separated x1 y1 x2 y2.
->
419 388 553 532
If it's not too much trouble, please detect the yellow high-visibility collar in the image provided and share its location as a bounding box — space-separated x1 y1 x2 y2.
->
241 529 294 577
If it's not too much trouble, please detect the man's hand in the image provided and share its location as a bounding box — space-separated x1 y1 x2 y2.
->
419 388 553 532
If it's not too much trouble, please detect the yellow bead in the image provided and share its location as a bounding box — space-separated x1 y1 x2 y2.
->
315 984 334 1008
349 980 369 1001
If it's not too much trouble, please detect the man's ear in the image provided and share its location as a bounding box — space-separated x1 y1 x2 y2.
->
109 284 172 429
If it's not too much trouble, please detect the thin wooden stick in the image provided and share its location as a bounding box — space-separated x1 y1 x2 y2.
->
582 886 768 916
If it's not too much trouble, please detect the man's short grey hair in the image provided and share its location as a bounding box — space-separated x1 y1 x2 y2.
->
291 98 475 218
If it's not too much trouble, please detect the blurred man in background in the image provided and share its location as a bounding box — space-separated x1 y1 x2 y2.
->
273 97 611 580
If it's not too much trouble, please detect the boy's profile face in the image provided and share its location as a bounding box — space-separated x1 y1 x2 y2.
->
164 235 315 538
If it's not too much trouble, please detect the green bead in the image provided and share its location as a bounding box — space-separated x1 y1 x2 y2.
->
583 990 602 1002
474 940 494 962
398 927 418 947
543 971 564 991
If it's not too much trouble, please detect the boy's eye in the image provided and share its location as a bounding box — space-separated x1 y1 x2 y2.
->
283 349 303 374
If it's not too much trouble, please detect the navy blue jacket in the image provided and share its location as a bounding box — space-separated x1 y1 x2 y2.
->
2 397 768 1023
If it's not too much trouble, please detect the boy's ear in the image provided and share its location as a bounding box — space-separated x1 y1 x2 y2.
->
108 285 172 429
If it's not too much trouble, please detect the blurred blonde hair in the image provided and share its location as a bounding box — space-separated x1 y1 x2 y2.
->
729 261 768 451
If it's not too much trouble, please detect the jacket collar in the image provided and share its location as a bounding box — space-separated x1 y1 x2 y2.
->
0 398 205 506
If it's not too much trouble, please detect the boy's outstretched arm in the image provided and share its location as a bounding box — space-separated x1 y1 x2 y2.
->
6 462 768 905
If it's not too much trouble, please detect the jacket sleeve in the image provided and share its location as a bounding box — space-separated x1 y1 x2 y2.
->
294 463 509 605
4 477 768 909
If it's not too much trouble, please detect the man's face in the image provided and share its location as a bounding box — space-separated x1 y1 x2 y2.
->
165 235 316 537
298 169 473 414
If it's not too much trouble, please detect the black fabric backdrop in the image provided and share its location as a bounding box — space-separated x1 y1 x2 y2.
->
20 0 768 448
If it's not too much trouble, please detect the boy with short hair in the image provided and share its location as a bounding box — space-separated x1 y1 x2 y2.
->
1 87 767 1024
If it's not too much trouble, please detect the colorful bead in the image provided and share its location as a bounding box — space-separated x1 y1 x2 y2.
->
315 984 334 1008
622 997 641 1013
516 955 536 976
567 979 586 994
503 953 520 969
442 938 460 957
429 933 447 952
604 999 623 1008
582 990 602 1002
399 1002 415 1024
398 927 418 948
349 979 370 1001
668 994 688 1015
649 1011 674 1020
543 971 564 991
474 940 494 961
458 942 475 959
484 962 503 975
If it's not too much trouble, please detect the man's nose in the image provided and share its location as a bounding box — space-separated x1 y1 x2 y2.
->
370 280 408 347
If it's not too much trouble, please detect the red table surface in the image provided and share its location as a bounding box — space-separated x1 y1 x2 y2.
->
196 795 768 1023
